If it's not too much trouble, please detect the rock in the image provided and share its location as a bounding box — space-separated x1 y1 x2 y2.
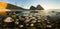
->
36 5 44 10
30 6 36 10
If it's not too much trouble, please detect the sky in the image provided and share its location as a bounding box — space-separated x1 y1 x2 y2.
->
0 0 60 9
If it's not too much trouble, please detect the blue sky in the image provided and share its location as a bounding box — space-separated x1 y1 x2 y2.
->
0 0 60 9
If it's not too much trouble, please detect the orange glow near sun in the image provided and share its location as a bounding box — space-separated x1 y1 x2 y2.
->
0 2 7 9
0 2 8 16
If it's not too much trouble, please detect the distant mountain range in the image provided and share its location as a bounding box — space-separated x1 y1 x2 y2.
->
0 2 44 10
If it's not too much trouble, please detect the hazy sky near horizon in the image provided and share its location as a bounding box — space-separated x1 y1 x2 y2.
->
0 0 60 9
